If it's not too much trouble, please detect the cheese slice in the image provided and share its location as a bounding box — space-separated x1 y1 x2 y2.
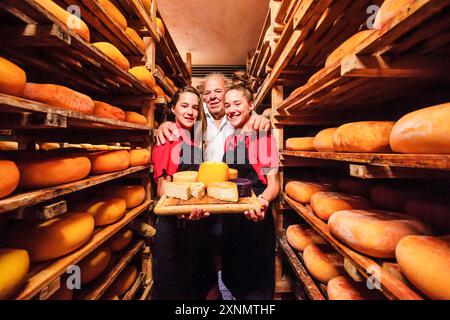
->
207 182 239 203
173 171 198 183
190 182 206 199
164 182 191 200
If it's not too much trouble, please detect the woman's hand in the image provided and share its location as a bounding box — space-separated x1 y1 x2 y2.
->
244 196 269 222
156 121 179 145
178 208 211 220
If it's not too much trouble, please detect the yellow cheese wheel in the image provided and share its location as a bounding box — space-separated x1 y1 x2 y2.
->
93 42 130 71
0 249 30 300
390 103 450 154
328 209 433 258
337 177 372 197
0 56 27 96
156 18 165 37
370 184 417 211
88 150 130 174
129 149 150 167
48 282 73 300
98 0 127 30
285 181 333 204
286 224 326 252
313 128 338 152
286 138 315 151
124 111 148 125
396 235 450 300
325 30 376 68
228 168 238 180
109 265 137 296
125 27 146 52
78 247 112 284
374 0 417 30
310 192 373 221
197 162 229 187
106 185 145 208
142 0 151 12
23 83 95 114
327 276 384 300
173 171 198 182
404 198 450 233
76 198 127 226
303 244 345 283
0 141 19 150
108 229 133 252
18 156 91 189
35 0 90 42
40 142 60 151
154 85 165 97
93 101 125 121
0 160 20 199
129 66 156 90
333 121 395 153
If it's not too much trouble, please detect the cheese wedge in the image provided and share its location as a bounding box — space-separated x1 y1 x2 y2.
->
164 182 191 200
207 182 239 203
190 182 206 199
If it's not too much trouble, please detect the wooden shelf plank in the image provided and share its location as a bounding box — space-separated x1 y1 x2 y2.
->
122 272 146 300
153 69 175 97
283 194 424 300
349 164 450 179
0 165 150 214
139 279 153 300
14 201 151 300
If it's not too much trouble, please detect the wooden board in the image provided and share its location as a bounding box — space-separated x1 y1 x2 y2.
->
122 272 146 300
154 193 261 215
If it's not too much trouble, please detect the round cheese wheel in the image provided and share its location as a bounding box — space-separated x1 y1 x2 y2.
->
327 276 384 300
303 244 345 283
93 101 125 121
325 30 376 68
78 247 111 284
198 162 229 187
0 141 19 150
285 181 333 204
142 0 151 12
109 265 137 296
156 18 165 37
396 235 450 300
18 156 91 189
228 168 238 180
93 42 130 71
286 137 315 151
76 198 127 226
106 185 145 208
129 149 150 166
311 192 373 221
98 0 127 30
374 0 417 30
173 171 198 182
129 66 156 90
88 150 130 174
286 224 326 252
390 103 450 154
0 249 30 300
370 184 417 211
125 27 146 52
154 85 165 97
333 121 395 153
337 177 372 197
48 282 73 300
313 128 338 151
328 209 433 258
0 56 27 96
108 229 133 252
124 111 148 125
40 142 60 151
0 160 20 199
404 198 450 233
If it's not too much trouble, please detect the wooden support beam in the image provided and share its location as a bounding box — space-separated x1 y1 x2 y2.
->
0 23 71 46
186 51 192 76
349 164 450 179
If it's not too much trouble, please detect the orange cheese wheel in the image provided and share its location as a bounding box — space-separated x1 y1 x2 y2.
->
98 0 127 30
404 198 450 233
0 160 20 199
374 0 417 30
303 244 345 283
18 156 91 189
142 0 151 12
129 66 156 90
93 42 130 71
285 181 333 204
370 184 417 211
325 30 376 68
154 85 165 97
35 0 90 42
313 128 338 152
156 18 165 37
106 185 145 208
228 168 238 180
0 56 27 96
333 121 395 153
337 177 372 197
109 265 137 296
108 229 133 252
124 111 148 125
327 276 384 300
286 224 326 252
310 192 373 221
198 162 229 187
129 149 150 166
93 101 126 121
23 83 94 114
48 282 73 300
328 209 433 258
0 249 30 300
126 27 146 52
286 138 315 151
78 247 111 284
396 235 450 300
390 103 450 154
88 150 130 174
165 77 175 88
76 198 127 226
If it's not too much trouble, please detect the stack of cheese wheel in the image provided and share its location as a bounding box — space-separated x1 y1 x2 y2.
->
17 156 91 189
310 192 373 221
129 149 151 166
75 197 127 226
286 138 315 151
197 162 229 187
23 83 95 114
370 184 418 211
285 181 333 204
390 103 450 154
328 209 433 258
313 128 337 152
98 0 127 30
333 121 395 152
286 224 326 251
404 197 450 233
327 276 384 300
124 111 148 125
88 150 130 174
374 0 416 30
93 101 126 121
0 249 30 300
35 0 90 42
78 246 112 285
106 185 145 209
125 28 146 52
93 42 130 71
303 244 345 283
0 160 20 199
396 235 450 300
108 229 133 252
107 265 138 297
0 56 27 96
48 282 73 300
337 177 372 197
129 66 156 90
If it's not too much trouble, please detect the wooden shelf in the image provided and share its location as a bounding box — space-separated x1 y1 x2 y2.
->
122 272 146 300
281 150 450 171
13 201 151 300
153 69 176 97
139 279 153 300
283 193 424 300
276 231 326 300
82 240 145 300
0 165 150 214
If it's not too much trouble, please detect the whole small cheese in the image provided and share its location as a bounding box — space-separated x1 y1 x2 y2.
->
230 178 252 198
164 182 191 200
173 171 198 183
190 182 205 199
228 168 238 180
198 162 229 187
207 182 239 203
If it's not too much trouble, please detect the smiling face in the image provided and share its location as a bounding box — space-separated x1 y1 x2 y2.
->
204 76 226 118
171 92 199 129
224 89 254 129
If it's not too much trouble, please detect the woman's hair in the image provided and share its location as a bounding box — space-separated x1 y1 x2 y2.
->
226 71 253 102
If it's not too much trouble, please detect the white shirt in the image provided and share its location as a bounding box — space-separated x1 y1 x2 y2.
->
203 104 235 162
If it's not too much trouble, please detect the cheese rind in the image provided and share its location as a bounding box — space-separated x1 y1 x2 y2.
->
106 185 145 209
207 182 239 203
286 137 315 151
126 28 146 51
78 247 111 284
0 160 20 199
228 168 238 180
75 198 127 226
173 171 198 183
310 192 373 221
313 128 338 152
108 229 133 252
98 0 127 30
88 150 130 174
109 265 137 296
129 149 150 166
374 0 417 30
164 182 191 200
198 162 229 187
129 66 156 90
286 224 326 252
0 56 27 96
93 42 130 71
93 101 125 121
327 276 384 300
0 249 30 300
124 111 147 125
285 181 333 204
303 244 345 283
